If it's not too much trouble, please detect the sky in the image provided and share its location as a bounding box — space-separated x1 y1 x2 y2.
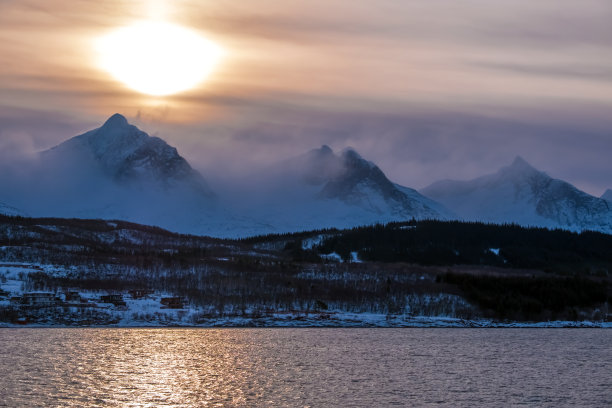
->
1 0 611 195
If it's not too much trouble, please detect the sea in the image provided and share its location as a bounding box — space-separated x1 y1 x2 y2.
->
0 328 609 407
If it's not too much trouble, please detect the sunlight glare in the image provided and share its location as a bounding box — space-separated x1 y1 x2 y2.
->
97 21 222 96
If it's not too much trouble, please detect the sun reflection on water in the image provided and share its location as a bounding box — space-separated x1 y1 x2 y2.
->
90 329 253 407
1 328 610 407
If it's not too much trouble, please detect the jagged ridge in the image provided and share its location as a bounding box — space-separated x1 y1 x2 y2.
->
44 113 213 196
421 156 612 233
293 145 453 220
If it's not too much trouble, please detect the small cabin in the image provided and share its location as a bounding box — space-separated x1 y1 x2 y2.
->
100 294 126 306
13 317 29 325
64 291 82 302
160 297 185 309
21 292 58 307
128 289 153 299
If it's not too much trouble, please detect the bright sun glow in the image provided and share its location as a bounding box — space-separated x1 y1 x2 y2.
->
97 21 222 96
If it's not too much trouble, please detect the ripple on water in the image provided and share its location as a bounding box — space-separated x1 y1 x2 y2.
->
0 328 610 407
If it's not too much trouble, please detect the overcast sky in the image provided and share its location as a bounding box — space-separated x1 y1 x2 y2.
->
1 0 611 195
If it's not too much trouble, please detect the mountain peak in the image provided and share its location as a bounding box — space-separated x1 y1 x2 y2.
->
340 147 378 170
42 115 214 197
102 113 129 129
602 189 612 201
341 147 363 162
319 145 333 154
313 146 451 219
499 155 541 179
341 146 359 156
421 155 612 234
309 145 335 159
510 155 533 169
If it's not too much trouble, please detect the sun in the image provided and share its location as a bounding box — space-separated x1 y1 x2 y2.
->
96 21 222 96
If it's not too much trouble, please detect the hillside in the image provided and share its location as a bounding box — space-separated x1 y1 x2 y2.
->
0 215 609 326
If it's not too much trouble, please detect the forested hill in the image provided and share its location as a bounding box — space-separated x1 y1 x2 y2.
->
2 215 611 277
267 220 612 276
1 215 610 323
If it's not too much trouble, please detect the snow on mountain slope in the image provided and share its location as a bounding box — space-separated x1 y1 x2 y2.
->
602 189 612 202
227 145 454 234
42 113 214 196
2 114 222 234
0 201 24 217
4 113 607 237
1 115 453 237
421 156 612 234
315 147 453 220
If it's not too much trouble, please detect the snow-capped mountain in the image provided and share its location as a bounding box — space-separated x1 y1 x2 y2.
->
222 145 453 235
3 114 609 237
1 114 220 233
0 201 24 217
0 114 454 237
421 156 612 234
297 145 452 220
42 113 214 196
602 189 612 202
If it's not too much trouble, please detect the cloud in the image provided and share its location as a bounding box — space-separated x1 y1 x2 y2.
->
0 0 611 197
467 61 612 84
133 100 608 197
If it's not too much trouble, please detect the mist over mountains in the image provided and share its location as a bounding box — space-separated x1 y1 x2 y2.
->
0 114 221 233
0 114 610 237
421 157 612 234
43 113 214 197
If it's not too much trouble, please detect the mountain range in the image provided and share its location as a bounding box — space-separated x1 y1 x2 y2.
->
244 144 454 233
1 114 610 236
421 157 612 234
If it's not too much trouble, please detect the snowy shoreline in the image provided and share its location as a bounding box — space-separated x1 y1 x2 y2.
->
1 313 610 329
2 263 610 329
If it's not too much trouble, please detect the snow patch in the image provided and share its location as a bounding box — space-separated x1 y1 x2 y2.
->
320 252 343 262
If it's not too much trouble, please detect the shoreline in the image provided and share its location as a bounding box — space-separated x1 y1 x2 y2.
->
1 314 610 329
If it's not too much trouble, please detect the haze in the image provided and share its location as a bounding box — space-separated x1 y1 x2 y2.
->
1 0 611 195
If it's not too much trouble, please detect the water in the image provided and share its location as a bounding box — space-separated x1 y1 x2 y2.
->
0 329 609 407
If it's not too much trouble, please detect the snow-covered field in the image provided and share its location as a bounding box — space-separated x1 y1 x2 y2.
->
1 262 609 328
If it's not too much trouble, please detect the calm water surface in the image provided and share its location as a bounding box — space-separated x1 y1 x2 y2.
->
0 328 609 407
